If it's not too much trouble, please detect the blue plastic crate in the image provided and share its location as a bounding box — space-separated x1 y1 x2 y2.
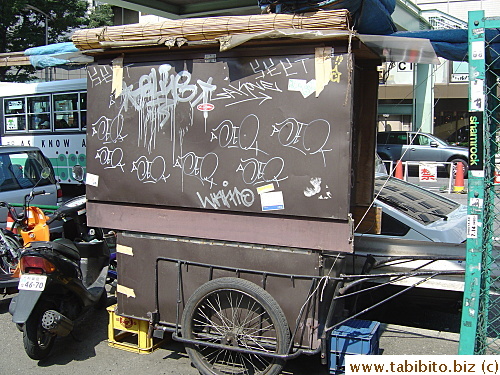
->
329 319 380 374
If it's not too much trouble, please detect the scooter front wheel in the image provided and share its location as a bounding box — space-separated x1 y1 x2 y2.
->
23 301 56 360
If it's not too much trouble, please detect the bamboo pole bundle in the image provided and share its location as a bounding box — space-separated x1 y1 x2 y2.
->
72 10 351 51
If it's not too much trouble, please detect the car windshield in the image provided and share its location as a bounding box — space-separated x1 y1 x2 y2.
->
374 176 460 225
0 151 55 192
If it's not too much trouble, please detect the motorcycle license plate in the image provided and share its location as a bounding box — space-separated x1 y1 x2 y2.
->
18 274 47 291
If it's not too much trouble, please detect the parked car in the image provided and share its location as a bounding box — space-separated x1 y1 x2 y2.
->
354 174 469 294
0 146 62 231
376 131 469 176
445 126 469 147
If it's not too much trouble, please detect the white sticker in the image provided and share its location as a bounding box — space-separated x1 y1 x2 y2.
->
288 79 315 98
256 183 275 195
300 80 316 98
471 41 485 60
288 79 306 92
5 117 18 130
470 79 484 112
467 215 478 239
419 163 438 182
117 284 136 298
117 244 134 256
469 198 483 209
86 172 99 187
260 191 284 211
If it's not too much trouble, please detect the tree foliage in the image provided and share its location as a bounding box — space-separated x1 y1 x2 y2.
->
88 3 114 29
0 0 113 81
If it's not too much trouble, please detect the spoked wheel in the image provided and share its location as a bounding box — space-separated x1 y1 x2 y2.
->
23 301 56 360
182 277 290 375
0 231 22 273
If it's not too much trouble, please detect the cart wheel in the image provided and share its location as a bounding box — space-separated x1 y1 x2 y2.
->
182 277 290 375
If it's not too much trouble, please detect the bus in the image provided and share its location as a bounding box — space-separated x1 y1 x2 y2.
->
0 79 87 188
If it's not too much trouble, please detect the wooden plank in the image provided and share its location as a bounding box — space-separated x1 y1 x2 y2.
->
352 205 382 234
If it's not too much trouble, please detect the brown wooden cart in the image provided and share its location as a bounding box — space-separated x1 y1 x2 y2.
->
80 24 387 374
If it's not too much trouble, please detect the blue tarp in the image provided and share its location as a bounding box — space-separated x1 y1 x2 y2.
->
393 29 500 67
24 42 78 69
257 0 397 35
256 1 500 66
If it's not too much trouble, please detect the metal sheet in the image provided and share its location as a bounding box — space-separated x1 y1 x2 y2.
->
86 48 353 220
115 231 345 349
87 201 353 252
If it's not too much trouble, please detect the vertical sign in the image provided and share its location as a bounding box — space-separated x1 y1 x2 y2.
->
468 113 483 170
459 10 486 355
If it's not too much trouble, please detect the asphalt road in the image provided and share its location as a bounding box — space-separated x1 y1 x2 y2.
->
0 292 330 375
0 175 466 374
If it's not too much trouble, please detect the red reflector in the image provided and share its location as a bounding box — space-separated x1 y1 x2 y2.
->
57 188 63 199
21 256 56 274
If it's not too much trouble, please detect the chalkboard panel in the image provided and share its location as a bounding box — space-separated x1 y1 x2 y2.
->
86 50 353 220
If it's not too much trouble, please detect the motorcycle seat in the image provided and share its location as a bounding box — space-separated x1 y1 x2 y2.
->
29 239 81 262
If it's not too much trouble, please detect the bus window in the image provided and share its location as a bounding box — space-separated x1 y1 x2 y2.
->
27 96 50 130
4 98 26 131
5 98 25 114
80 93 87 129
0 78 87 185
54 93 80 130
55 114 78 129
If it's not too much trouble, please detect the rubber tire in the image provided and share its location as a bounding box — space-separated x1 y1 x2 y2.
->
95 289 108 309
448 158 469 178
0 230 22 274
182 277 291 375
23 301 56 360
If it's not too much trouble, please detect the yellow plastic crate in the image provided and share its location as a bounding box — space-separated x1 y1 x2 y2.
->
107 305 164 354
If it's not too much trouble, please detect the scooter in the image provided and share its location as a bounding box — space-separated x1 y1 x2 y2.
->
0 173 53 294
9 166 112 360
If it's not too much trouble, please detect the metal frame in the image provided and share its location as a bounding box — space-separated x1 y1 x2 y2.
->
459 10 500 354
148 255 467 361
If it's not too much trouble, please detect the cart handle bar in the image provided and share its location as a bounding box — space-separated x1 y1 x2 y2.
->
172 332 316 360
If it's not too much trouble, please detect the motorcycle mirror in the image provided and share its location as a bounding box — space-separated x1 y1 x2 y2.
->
41 167 51 180
72 165 85 182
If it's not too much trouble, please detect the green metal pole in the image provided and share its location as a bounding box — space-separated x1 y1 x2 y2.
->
458 10 486 355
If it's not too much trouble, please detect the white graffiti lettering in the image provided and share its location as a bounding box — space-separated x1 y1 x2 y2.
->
95 146 125 171
270 117 332 166
91 115 128 144
174 151 218 189
213 81 281 107
131 155 170 183
236 156 287 186
304 177 322 197
88 65 113 87
118 64 217 154
196 187 255 209
210 114 266 155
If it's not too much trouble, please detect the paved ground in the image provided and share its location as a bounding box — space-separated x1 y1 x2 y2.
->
0 292 460 375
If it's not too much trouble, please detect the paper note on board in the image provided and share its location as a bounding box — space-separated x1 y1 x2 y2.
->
315 47 332 97
288 78 316 98
261 191 284 211
112 56 124 98
257 183 275 195
86 172 99 187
